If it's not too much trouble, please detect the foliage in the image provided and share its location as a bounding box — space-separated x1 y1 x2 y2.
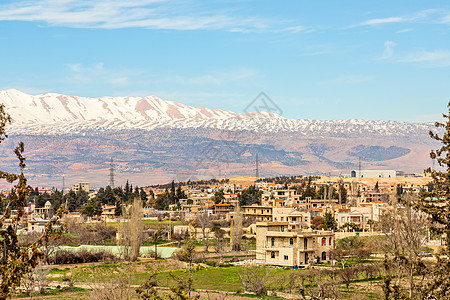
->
299 182 316 200
212 189 225 204
0 104 65 299
311 216 324 229
341 222 360 231
82 197 102 216
136 271 161 299
336 236 365 251
413 101 450 298
238 185 262 206
323 211 337 230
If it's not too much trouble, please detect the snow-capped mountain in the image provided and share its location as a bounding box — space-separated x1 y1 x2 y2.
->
0 89 438 187
0 89 433 137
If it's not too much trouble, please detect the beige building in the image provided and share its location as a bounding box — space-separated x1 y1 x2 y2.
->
242 205 273 222
101 205 116 222
256 222 334 267
272 207 311 229
27 218 50 233
335 205 384 230
72 182 90 193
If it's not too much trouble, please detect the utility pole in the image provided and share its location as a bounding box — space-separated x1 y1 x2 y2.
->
109 157 115 188
358 157 362 178
255 153 259 178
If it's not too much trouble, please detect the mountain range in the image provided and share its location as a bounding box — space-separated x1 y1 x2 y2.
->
0 89 437 188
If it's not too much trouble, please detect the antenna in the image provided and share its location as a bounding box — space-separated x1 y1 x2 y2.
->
358 157 362 178
109 158 115 188
255 153 259 178
62 175 65 194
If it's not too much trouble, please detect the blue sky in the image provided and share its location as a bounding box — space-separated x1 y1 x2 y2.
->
1 0 450 122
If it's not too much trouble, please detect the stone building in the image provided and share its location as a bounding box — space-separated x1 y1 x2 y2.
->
255 222 334 267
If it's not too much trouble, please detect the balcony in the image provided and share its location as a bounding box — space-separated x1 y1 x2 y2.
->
299 248 315 252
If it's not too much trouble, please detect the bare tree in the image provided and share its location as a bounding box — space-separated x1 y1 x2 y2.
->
196 211 211 253
214 229 226 263
171 222 199 300
119 197 144 261
231 204 243 251
21 262 50 296
238 265 272 296
338 266 357 293
151 227 164 260
380 192 429 298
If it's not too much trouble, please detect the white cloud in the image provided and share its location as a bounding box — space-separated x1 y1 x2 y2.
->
397 50 450 65
274 25 309 33
65 62 138 85
352 9 445 28
395 28 412 33
360 17 404 26
0 0 302 32
381 41 396 59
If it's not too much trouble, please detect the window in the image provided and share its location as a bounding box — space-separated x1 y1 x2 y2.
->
304 238 308 249
271 252 275 259
284 255 288 260
271 237 275 247
289 237 294 246
321 251 327 261
341 217 345 222
329 237 332 246
322 237 326 246
292 217 296 221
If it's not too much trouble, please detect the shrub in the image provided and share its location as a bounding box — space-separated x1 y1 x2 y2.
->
49 249 116 264
141 250 161 259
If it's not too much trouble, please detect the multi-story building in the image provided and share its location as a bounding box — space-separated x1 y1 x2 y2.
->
72 182 90 193
335 205 383 229
101 204 116 222
272 207 311 229
242 205 273 222
255 222 334 267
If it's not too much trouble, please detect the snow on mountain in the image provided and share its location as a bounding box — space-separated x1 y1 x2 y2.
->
0 89 433 136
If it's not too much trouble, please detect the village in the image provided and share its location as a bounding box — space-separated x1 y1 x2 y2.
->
2 169 432 267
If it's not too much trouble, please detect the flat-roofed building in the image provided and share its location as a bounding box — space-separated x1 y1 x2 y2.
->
255 222 334 267
72 182 90 193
